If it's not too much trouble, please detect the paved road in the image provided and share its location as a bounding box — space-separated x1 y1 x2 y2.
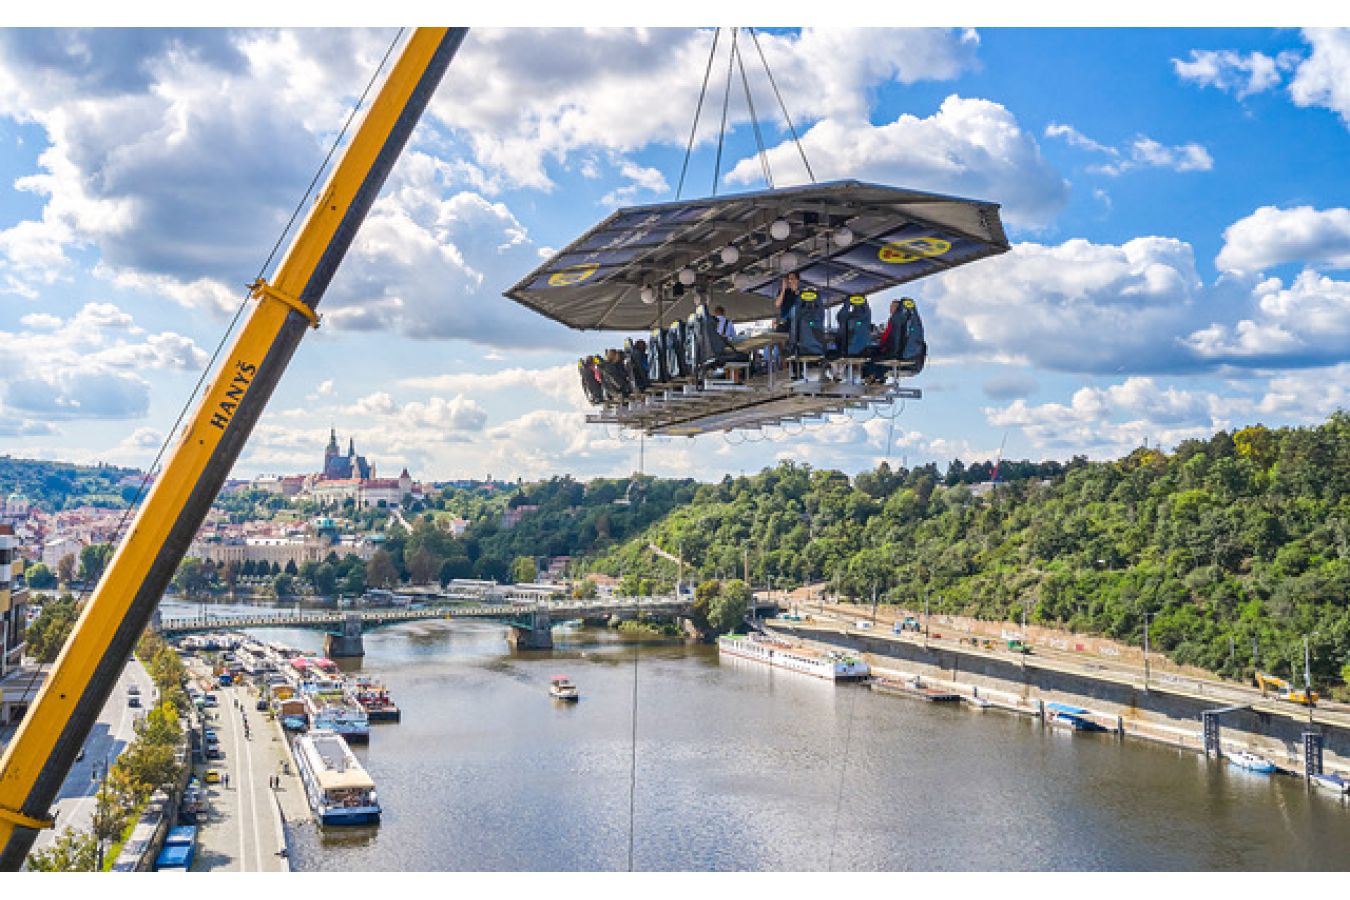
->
191 679 300 872
28 657 155 854
798 602 1350 730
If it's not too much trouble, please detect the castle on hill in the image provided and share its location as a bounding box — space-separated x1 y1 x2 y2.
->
248 429 417 508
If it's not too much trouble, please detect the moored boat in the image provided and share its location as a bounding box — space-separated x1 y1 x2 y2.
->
718 633 869 681
550 675 579 701
293 729 381 826
1227 750 1276 774
1044 702 1110 732
1310 772 1349 795
346 676 401 722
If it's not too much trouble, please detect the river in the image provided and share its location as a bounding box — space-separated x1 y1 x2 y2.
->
163 599 1350 871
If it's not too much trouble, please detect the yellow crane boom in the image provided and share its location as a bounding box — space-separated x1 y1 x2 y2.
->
0 27 467 869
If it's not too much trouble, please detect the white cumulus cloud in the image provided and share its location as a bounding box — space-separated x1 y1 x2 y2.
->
1216 205 1350 273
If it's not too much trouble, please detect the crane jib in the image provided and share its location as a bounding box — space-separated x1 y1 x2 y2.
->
0 27 468 871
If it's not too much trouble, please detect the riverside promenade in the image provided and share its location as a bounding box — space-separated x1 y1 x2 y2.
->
187 664 308 872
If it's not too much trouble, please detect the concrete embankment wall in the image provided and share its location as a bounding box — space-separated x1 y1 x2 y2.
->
771 624 1350 774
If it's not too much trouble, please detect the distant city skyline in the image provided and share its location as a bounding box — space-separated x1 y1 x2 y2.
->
1 27 1348 481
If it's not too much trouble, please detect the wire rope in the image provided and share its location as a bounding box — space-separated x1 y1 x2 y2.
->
15 27 406 708
747 28 815 184
676 28 721 201
711 28 739 197
733 32 773 190
826 682 860 871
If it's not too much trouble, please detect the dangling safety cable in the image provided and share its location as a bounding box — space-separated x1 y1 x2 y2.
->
734 32 774 190
711 27 739 197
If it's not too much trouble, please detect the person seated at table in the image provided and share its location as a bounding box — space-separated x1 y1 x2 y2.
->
863 297 926 381
713 305 736 340
774 273 800 333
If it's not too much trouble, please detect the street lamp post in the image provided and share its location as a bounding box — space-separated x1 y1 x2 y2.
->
1144 612 1155 696
923 589 930 650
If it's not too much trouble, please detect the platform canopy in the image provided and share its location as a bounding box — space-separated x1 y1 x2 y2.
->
504 180 1008 332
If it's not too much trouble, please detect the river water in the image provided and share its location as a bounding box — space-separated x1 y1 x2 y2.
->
164 600 1350 871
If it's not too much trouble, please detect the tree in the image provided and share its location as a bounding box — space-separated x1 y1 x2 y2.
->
25 594 78 663
284 559 299 576
222 559 241 592
91 783 125 870
24 561 56 589
312 562 338 597
511 555 537 585
57 553 76 585
708 578 751 633
408 546 439 585
172 557 213 597
366 549 398 589
26 827 98 871
341 566 367 596
79 543 114 583
272 572 296 597
572 579 598 600
118 738 180 796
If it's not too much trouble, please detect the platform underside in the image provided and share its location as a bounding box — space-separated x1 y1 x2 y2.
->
586 366 920 437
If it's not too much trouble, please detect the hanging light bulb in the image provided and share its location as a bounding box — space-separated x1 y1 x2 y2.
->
720 245 740 266
678 268 696 286
769 219 791 241
640 286 656 305
780 251 799 271
833 227 854 248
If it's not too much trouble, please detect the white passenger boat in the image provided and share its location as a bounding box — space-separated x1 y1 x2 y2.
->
293 730 381 826
549 675 579 701
717 634 869 681
304 693 370 743
1311 772 1349 795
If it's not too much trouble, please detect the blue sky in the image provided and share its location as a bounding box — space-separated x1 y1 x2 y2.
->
1 26 1349 483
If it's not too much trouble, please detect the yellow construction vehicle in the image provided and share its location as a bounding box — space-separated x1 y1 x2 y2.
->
0 27 468 870
1255 671 1319 706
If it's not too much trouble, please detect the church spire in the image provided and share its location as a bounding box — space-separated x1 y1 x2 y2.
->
326 427 339 454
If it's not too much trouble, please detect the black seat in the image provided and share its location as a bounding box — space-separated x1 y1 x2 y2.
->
790 289 828 358
598 352 631 401
836 295 872 357
646 327 669 384
695 302 750 368
666 320 690 379
891 297 927 373
624 338 649 392
578 356 604 405
684 311 706 372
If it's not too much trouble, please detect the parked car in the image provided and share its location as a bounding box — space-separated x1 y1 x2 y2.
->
256 698 269 711
204 768 221 784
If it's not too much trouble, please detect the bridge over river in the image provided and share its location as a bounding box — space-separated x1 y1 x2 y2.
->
156 595 779 654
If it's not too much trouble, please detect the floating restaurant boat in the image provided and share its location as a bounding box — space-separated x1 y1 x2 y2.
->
718 633 870 681
965 694 993 710
293 730 381 826
549 675 580 701
1044 702 1110 732
1227 750 1276 774
346 676 401 722
304 692 369 743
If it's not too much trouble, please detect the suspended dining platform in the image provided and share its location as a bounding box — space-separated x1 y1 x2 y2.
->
503 180 1009 436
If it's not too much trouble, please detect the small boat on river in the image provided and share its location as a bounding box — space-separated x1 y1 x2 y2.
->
550 675 579 701
1227 750 1276 774
1311 772 1349 795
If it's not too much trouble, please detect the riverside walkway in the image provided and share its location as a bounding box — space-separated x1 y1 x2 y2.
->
188 664 304 871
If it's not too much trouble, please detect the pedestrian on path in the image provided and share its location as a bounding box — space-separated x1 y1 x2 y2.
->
223 771 229 789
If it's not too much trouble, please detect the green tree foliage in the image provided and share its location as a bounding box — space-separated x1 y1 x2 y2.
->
584 414 1350 692
56 554 76 585
23 561 56 589
171 556 215 596
0 456 137 512
25 827 98 871
24 593 78 663
709 579 751 633
366 548 398 590
78 543 114 583
511 555 538 584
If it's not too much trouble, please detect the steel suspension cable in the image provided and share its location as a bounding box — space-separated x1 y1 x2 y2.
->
747 28 815 184
733 33 773 190
711 28 739 197
675 28 721 201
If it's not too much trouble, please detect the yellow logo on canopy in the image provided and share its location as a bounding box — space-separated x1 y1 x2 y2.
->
800 289 819 301
878 237 951 264
548 263 599 287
